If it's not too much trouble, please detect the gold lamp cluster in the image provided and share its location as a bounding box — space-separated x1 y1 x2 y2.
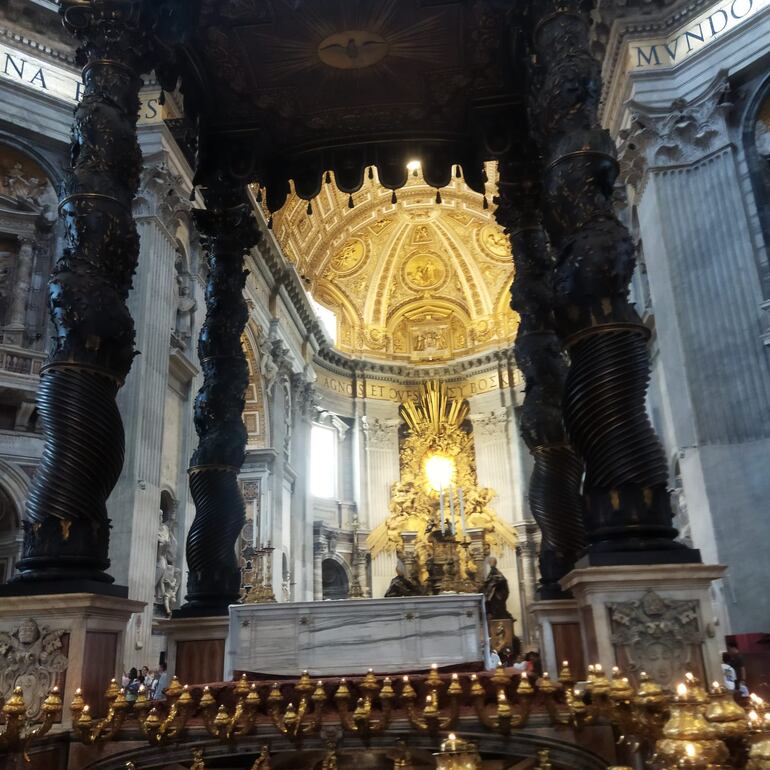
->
0 684 62 756
58 665 578 750
566 665 770 770
5 664 770 770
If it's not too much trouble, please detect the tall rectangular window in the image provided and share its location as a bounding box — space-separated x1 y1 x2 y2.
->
310 423 337 499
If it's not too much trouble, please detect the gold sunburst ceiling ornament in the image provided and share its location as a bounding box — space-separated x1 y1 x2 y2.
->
267 163 518 365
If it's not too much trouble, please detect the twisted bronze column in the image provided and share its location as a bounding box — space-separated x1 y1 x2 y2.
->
495 151 587 598
9 1 157 591
528 1 695 561
176 191 260 616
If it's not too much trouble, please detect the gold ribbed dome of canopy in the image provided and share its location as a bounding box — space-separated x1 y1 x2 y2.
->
270 165 517 364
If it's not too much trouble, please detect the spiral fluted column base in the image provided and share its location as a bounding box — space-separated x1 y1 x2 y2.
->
564 327 691 557
530 444 585 598
13 365 123 585
175 465 245 616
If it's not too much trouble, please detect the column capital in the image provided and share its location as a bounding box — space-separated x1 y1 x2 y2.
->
469 409 509 438
134 160 192 237
618 72 732 198
361 416 400 449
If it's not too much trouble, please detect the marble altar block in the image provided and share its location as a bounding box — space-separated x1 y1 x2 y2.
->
226 594 491 678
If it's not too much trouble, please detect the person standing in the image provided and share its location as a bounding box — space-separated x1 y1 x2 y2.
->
124 668 141 703
152 662 170 701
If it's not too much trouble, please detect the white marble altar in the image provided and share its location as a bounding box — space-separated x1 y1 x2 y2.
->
226 594 491 678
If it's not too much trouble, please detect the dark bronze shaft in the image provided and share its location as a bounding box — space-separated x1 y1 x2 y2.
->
176 191 259 615
529 1 691 558
13 0 156 587
495 151 587 597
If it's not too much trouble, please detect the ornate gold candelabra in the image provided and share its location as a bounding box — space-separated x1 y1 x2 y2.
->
0 685 62 756
130 677 196 745
70 679 132 744
201 674 261 740
402 665 461 733
470 667 536 733
434 732 482 770
335 669 394 735
71 676 195 746
245 543 277 603
267 670 326 739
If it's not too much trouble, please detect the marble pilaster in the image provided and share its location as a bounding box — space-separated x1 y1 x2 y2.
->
109 143 193 658
5 237 33 331
361 415 401 597
619 71 770 632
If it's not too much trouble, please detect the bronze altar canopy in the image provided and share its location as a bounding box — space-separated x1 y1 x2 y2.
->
176 0 526 209
1 0 700 613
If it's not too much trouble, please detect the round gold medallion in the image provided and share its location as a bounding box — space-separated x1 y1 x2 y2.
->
329 239 365 275
403 253 446 292
480 224 510 259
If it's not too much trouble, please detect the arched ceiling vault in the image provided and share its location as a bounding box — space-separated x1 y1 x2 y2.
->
268 164 518 364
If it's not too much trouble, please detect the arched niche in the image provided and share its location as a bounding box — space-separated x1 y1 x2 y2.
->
0 466 24 583
743 73 770 295
0 142 58 348
321 557 349 600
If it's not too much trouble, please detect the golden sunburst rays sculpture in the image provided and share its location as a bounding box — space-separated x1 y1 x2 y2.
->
400 379 469 436
367 381 516 586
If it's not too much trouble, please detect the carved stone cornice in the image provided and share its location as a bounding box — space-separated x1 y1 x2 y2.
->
618 72 732 197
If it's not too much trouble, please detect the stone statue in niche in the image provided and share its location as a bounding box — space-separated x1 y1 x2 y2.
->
0 161 57 221
174 272 197 347
0 618 68 718
384 560 422 597
155 509 181 616
608 589 703 688
481 556 512 620
256 325 279 395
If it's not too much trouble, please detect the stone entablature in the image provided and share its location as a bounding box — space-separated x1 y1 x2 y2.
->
598 0 770 136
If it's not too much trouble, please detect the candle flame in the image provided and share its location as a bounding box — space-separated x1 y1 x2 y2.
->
685 744 696 759
677 683 688 698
